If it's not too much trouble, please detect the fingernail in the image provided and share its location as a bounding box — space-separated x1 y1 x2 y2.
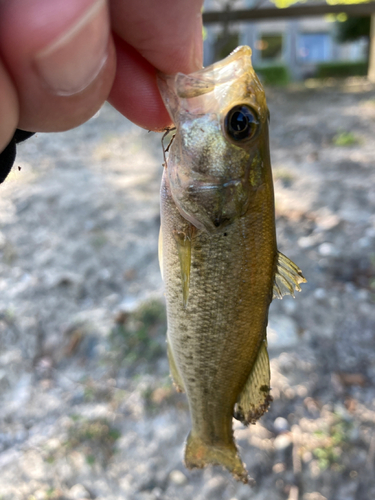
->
34 0 109 95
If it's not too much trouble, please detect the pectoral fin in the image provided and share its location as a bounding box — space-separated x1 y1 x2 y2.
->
173 226 194 308
273 251 306 300
167 337 184 393
234 340 272 425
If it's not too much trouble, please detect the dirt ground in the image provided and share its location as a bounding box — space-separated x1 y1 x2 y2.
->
1 78 375 500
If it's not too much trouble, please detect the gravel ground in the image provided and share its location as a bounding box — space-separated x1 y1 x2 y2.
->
1 78 375 500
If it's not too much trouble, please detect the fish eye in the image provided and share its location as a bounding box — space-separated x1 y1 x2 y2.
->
224 105 259 142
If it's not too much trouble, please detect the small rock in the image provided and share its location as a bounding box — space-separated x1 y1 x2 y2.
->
282 298 297 314
274 433 292 451
365 227 375 238
357 289 369 301
117 296 141 314
151 487 163 498
302 451 313 463
298 231 324 248
336 480 357 500
274 417 289 433
303 492 327 500
318 242 336 256
0 369 10 391
298 236 314 248
274 433 293 463
69 484 90 499
345 282 356 294
169 469 187 486
358 236 370 248
0 231 6 249
202 476 227 498
273 462 286 473
267 316 299 351
313 288 327 300
34 491 49 500
236 483 256 500
315 212 340 231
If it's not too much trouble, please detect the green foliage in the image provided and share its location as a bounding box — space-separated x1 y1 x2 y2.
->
332 131 359 146
254 65 290 85
336 16 371 43
271 0 299 8
272 0 373 7
260 35 283 60
43 416 121 468
66 416 121 466
316 61 368 78
312 413 353 471
86 454 96 465
110 299 166 371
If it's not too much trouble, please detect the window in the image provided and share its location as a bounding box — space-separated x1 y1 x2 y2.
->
214 32 240 60
298 33 331 62
257 34 283 61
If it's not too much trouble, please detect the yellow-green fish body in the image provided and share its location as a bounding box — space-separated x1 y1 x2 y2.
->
157 46 305 483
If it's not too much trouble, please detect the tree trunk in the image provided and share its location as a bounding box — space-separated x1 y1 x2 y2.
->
368 14 375 82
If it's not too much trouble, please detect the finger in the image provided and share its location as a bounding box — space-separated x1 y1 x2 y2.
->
0 61 19 152
0 0 116 133
108 0 203 130
110 0 203 74
108 36 172 131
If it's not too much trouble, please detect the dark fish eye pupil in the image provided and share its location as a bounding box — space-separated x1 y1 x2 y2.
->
225 105 258 142
231 111 246 131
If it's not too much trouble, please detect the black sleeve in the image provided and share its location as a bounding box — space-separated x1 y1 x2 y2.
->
0 129 35 184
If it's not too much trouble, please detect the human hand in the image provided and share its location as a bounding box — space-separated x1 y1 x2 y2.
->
0 0 204 154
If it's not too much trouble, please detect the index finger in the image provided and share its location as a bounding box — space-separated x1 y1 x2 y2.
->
110 0 203 74
108 0 203 130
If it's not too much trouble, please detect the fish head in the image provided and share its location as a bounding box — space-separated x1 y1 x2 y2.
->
158 46 271 234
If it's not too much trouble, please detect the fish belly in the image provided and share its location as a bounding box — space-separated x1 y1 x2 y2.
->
161 173 276 482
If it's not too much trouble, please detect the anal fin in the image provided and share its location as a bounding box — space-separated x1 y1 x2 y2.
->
234 340 272 425
167 336 184 393
273 251 306 300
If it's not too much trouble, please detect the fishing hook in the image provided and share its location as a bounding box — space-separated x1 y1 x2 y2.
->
161 127 176 168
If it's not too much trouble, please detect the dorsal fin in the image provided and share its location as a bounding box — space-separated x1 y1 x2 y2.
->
273 251 306 300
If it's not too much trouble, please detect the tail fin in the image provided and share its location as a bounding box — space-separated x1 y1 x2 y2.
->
184 433 253 485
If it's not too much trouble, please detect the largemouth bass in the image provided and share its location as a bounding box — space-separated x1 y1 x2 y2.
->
157 46 305 484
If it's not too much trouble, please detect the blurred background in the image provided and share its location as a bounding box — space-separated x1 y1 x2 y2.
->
1 1 375 500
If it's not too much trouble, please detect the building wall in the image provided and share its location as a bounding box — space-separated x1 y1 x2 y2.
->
203 1 368 79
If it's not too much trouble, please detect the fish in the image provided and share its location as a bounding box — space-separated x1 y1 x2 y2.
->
157 46 306 484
